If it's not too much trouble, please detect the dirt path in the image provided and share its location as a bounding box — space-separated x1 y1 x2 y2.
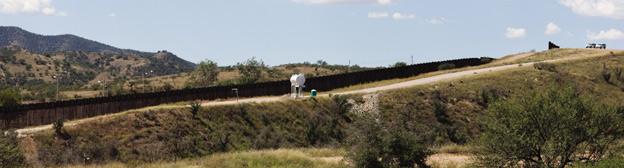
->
14 51 615 136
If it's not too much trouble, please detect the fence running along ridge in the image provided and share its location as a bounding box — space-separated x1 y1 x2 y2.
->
0 57 494 129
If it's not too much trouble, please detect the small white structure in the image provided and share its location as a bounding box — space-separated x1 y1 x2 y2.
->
290 74 306 98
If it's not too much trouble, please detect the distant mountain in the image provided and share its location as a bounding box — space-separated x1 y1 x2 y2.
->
0 26 195 88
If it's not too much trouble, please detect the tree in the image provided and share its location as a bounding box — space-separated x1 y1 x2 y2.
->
236 57 266 84
392 62 408 68
0 88 21 107
187 60 219 87
476 86 624 168
347 111 431 168
316 60 328 67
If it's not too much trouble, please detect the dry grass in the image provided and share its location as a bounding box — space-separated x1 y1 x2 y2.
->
513 48 620 64
59 148 347 168
427 153 473 168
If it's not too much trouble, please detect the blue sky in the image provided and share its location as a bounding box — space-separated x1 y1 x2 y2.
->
0 0 623 66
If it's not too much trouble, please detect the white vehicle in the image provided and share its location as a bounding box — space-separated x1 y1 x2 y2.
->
587 43 607 49
598 44 606 49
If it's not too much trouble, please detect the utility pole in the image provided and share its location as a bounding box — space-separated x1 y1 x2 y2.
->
53 74 59 101
143 70 153 93
411 55 414 65
348 60 351 72
98 80 106 97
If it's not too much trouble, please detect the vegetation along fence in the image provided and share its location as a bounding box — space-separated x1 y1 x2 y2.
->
0 57 493 129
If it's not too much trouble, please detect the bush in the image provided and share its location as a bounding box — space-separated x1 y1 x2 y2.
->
0 130 26 168
189 101 202 118
52 119 69 139
0 88 21 107
346 111 431 168
306 95 352 146
478 87 506 107
476 86 624 168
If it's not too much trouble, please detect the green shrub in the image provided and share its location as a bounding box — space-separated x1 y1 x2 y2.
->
189 101 201 118
346 111 431 168
52 119 68 139
0 130 25 168
478 87 506 107
306 95 352 146
0 88 21 107
476 86 624 168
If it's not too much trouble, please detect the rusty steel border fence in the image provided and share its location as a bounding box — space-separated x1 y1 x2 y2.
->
0 57 493 129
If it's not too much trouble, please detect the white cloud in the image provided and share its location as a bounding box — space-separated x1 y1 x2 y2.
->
427 17 446 24
545 22 562 35
368 12 388 19
588 28 624 40
368 11 415 20
559 0 624 19
0 0 65 16
108 13 116 17
392 12 415 20
505 27 527 39
293 0 393 5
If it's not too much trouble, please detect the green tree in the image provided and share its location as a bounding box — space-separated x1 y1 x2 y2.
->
347 111 431 168
316 60 328 67
476 86 624 168
0 88 21 107
392 62 408 68
187 60 219 87
236 57 266 84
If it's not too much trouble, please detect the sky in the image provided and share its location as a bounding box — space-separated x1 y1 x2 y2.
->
0 0 623 67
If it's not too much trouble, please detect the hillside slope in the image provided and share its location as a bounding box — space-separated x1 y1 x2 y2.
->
14 49 624 167
0 26 195 84
0 26 196 101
